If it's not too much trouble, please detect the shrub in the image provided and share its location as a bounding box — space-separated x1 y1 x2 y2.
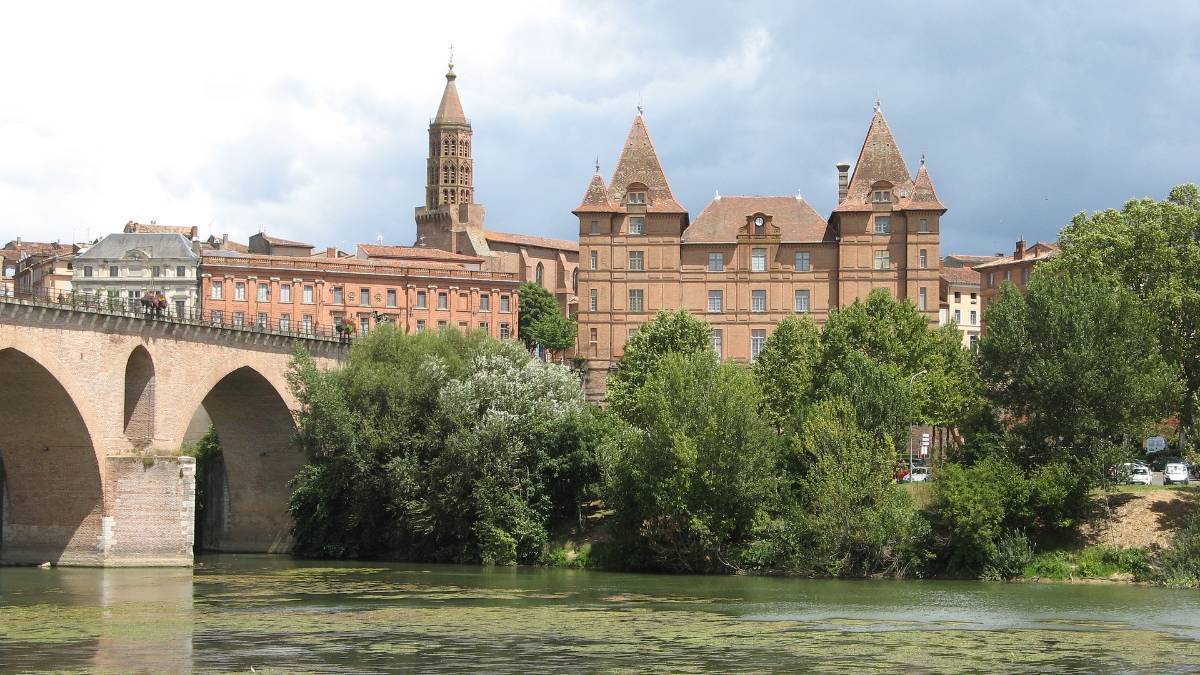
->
1151 514 1200 587
931 457 1024 571
982 530 1034 581
1024 551 1074 580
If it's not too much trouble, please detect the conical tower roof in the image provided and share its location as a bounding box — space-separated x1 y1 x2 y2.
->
574 168 616 213
900 160 946 212
607 114 686 213
434 65 468 125
836 107 913 212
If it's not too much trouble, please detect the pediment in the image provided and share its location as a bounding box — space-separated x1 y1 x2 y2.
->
738 212 781 239
123 248 150 260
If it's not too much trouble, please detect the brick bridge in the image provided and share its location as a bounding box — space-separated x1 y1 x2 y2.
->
0 293 344 566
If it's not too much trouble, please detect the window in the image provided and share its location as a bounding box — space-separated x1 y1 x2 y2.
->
627 191 646 205
110 265 119 278
711 329 723 360
437 292 448 310
708 252 723 272
281 285 292 303
500 295 511 312
83 266 93 277
954 291 961 302
210 310 223 325
152 266 161 278
332 286 343 304
211 281 223 299
416 319 426 332
256 312 268 328
479 322 489 332
628 216 645 235
919 249 928 269
590 327 598 343
969 334 978 351
416 290 427 308
590 250 598 270
590 219 599 235
303 285 314 303
874 217 891 234
280 314 291 331
499 323 510 339
176 266 186 278
573 269 579 294
535 262 544 285
919 287 928 311
628 251 644 271
795 251 810 272
751 289 766 312
919 218 930 233
302 314 313 334
795 289 810 313
385 289 398 308
175 300 185 317
970 310 977 325
954 309 961 324
360 288 370 306
1004 270 1012 282
232 282 245 300
628 289 644 312
233 311 244 327
751 248 767 272
360 316 370 334
874 250 891 270
1021 268 1030 284
708 289 723 313
751 329 766 360
480 293 490 311
257 283 269 301
873 189 892 203
589 289 598 311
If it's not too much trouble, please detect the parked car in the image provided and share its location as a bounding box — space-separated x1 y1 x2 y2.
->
1126 464 1152 486
904 466 930 483
1164 462 1190 485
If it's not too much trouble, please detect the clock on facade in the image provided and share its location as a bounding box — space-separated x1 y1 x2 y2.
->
754 216 765 227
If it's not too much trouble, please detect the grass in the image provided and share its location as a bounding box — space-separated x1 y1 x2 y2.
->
901 482 934 509
1022 545 1152 581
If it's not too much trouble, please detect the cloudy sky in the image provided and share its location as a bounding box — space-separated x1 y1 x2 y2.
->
1 1 1197 255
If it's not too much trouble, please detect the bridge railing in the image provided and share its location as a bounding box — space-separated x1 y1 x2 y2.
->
0 281 359 343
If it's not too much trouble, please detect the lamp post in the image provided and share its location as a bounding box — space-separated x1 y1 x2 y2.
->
908 370 927 477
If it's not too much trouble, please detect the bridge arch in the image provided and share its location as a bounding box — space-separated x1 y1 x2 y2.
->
181 364 302 553
123 345 155 447
0 347 104 565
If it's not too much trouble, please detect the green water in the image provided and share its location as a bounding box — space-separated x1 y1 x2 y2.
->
1 556 1199 673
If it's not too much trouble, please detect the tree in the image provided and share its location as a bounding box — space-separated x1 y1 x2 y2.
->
751 315 821 430
526 311 577 361
1050 184 1200 450
978 272 1181 471
516 281 562 351
605 309 712 421
816 350 912 452
599 351 782 572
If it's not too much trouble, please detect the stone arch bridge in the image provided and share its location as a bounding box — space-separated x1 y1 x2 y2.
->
0 295 344 566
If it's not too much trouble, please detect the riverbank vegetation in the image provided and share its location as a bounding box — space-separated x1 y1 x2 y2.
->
286 184 1200 586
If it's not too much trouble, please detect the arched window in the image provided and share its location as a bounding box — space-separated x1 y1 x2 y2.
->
442 138 451 156
449 164 457 183
442 188 450 203
442 164 451 182
535 262 544 286
459 189 468 203
462 140 469 156
572 268 579 294
461 163 470 180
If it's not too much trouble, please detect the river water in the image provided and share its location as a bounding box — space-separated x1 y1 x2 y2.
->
1 555 1199 673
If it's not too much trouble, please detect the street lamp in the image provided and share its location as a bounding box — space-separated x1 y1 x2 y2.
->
909 370 927 477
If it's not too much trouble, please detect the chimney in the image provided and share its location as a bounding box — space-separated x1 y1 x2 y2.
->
1014 238 1026 261
221 233 229 245
836 162 850 202
326 246 338 258
189 225 199 240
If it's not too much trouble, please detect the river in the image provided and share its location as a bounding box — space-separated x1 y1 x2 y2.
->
1 555 1199 672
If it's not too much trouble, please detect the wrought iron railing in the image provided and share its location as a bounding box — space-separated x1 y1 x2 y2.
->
0 281 356 343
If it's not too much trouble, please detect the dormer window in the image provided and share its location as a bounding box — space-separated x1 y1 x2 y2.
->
873 189 892 203
627 191 646 205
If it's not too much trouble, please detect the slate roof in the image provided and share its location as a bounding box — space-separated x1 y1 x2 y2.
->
837 109 915 212
683 196 835 244
77 233 198 260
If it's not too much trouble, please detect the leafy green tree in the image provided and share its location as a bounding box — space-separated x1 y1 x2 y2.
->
816 349 913 452
516 281 562 351
527 310 577 361
1050 184 1200 448
751 315 821 430
605 309 712 421
978 272 1181 471
600 351 782 572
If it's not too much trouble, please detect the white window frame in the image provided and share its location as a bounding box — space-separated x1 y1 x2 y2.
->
874 217 891 234
919 249 928 269
751 289 766 313
874 250 891 270
707 289 723 313
590 250 598 270
589 289 598 312
751 248 767 272
795 251 810 272
628 216 645 235
751 329 766 361
628 288 644 313
628 250 644 271
795 289 810 313
211 281 223 300
708 252 723 272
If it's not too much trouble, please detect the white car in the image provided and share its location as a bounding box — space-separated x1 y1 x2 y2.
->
904 466 929 483
1164 462 1191 485
1126 465 1152 485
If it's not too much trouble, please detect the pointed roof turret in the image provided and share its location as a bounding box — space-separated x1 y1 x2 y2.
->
607 113 686 213
433 62 468 126
574 164 616 213
900 160 947 212
836 107 913 212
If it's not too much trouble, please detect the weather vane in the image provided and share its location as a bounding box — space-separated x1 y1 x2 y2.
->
448 42 454 70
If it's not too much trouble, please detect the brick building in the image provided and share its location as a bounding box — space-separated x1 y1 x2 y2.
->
198 251 518 338
974 238 1060 327
574 105 946 397
410 62 579 314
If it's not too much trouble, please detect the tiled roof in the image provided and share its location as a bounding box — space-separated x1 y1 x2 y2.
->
261 234 313 248
607 114 686 213
683 196 835 243
973 242 1061 270
123 221 197 236
943 254 1001 267
900 163 946 212
2 240 75 256
836 109 914 212
202 253 472 273
434 69 468 125
483 230 579 252
574 172 616 212
204 236 249 252
357 244 483 262
941 267 981 286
